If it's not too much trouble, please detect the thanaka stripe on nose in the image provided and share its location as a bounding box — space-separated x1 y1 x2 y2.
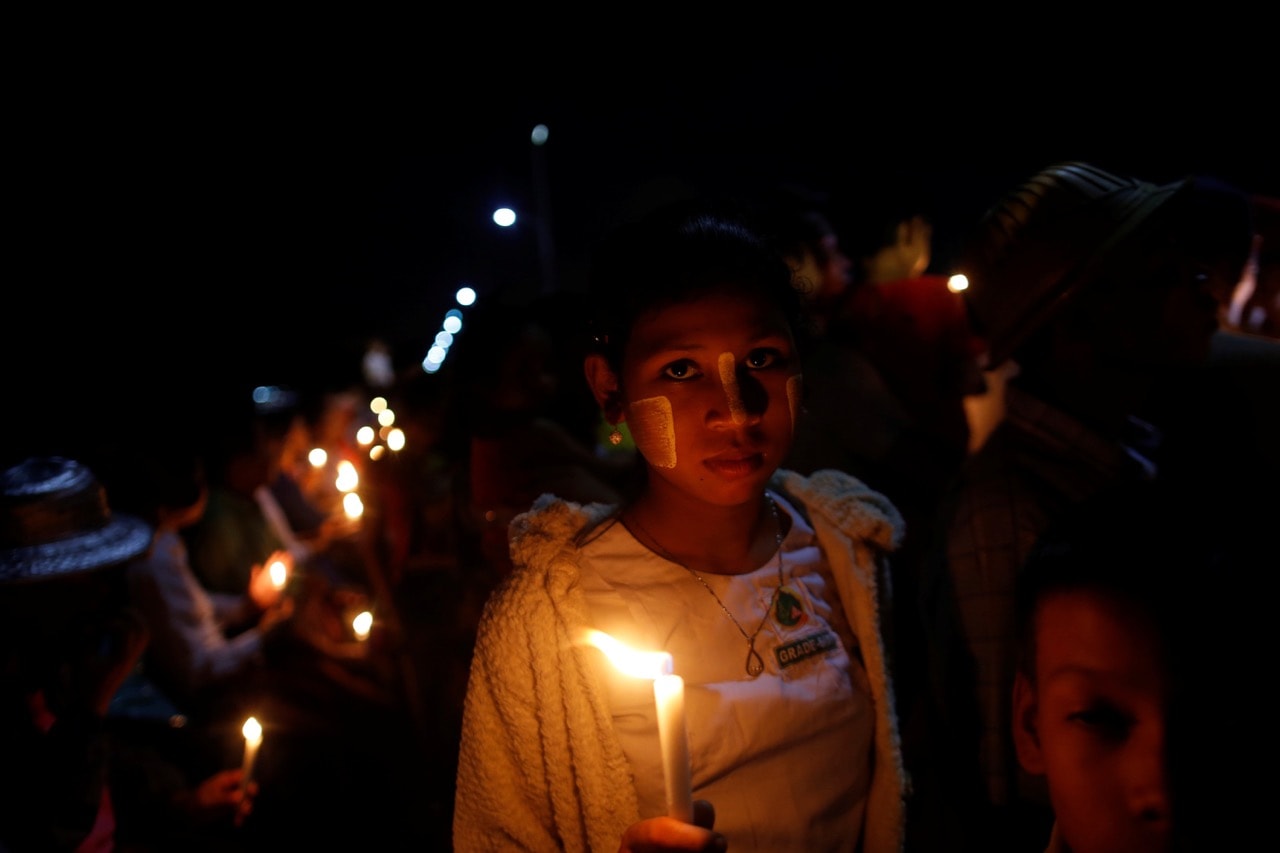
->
718 352 747 425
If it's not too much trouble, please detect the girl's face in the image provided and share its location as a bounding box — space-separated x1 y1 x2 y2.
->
610 290 802 508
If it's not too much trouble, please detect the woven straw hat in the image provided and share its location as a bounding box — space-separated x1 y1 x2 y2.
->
959 161 1196 367
0 456 152 584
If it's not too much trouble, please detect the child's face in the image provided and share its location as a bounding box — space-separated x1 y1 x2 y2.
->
1013 590 1172 853
615 290 802 508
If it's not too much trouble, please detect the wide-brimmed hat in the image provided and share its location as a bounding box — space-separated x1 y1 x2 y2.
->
959 161 1197 368
1 456 152 584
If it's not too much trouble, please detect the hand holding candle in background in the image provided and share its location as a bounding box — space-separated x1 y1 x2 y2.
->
247 550 293 623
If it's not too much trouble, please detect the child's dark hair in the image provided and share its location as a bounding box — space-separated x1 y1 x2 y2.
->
585 199 814 373
1012 478 1252 680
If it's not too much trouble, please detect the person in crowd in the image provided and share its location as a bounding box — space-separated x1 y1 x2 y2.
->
442 297 636 578
298 388 367 517
255 390 360 571
931 160 1256 850
1011 477 1265 853
756 181 855 334
182 392 296 598
0 456 256 852
116 440 296 728
453 199 908 852
771 171 988 575
251 388 370 599
830 171 990 470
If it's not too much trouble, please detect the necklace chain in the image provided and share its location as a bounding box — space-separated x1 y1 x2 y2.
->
625 495 784 678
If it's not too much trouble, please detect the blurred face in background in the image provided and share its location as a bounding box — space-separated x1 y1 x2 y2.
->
1014 590 1172 853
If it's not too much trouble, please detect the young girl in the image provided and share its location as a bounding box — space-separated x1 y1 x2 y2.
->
453 201 908 852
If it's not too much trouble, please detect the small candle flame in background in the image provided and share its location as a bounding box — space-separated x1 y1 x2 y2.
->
241 715 263 786
335 460 359 492
352 610 373 641
242 715 262 742
268 560 288 589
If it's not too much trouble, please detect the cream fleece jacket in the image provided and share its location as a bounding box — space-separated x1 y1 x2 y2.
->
453 468 907 852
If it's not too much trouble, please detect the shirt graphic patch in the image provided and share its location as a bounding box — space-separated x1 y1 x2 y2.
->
774 586 807 627
774 630 836 669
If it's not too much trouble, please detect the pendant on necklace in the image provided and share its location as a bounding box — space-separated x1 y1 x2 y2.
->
745 642 765 677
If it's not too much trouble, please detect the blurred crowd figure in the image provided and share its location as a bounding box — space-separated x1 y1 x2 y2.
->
438 296 637 578
115 439 295 730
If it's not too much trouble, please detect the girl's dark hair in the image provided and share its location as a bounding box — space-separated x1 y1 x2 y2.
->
585 199 814 373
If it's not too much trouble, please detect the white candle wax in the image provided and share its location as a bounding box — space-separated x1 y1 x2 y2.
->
241 716 263 785
653 672 693 823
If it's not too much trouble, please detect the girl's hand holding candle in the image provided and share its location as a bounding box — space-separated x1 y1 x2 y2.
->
584 629 693 823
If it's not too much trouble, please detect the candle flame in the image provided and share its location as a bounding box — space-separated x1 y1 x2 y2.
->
336 460 359 492
583 629 673 678
242 716 262 741
352 610 373 640
269 560 287 588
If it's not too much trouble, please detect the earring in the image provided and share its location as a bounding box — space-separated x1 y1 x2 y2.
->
608 425 623 446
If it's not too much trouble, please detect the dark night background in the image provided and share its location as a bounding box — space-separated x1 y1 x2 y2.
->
7 30 1277 462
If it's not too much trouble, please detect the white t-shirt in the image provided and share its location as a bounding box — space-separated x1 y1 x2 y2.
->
577 491 874 852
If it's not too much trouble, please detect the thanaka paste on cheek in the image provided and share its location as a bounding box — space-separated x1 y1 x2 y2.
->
718 352 747 425
787 374 803 432
628 396 677 469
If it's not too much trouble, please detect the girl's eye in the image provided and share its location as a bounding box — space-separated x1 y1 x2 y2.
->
1068 705 1134 741
746 348 783 370
661 359 701 380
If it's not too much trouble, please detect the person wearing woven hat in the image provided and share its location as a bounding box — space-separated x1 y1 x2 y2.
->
921 161 1257 851
0 456 257 851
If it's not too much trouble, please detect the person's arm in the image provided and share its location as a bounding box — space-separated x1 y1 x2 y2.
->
128 558 267 698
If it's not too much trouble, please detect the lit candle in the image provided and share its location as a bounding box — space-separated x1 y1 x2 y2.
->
352 610 373 641
268 560 288 590
584 630 693 823
335 460 359 492
241 716 263 786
